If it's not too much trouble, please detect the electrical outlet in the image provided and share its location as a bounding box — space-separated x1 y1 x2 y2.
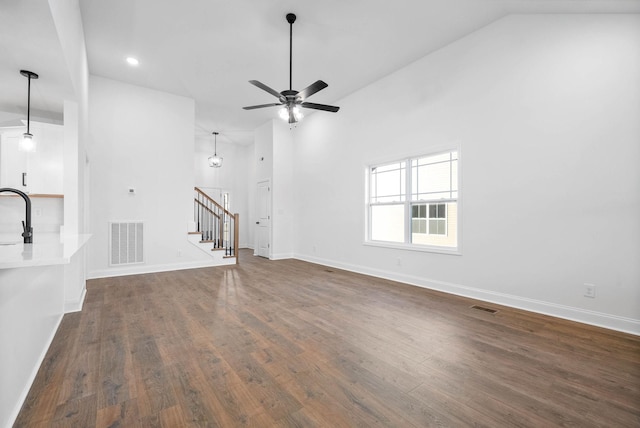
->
177 249 182 257
584 283 596 298
396 257 402 266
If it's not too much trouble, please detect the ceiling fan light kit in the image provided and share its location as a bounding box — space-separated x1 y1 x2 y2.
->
243 12 340 126
279 104 303 122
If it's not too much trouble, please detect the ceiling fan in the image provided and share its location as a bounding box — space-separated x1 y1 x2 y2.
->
243 13 340 124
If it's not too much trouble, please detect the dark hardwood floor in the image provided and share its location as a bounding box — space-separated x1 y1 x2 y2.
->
14 249 640 427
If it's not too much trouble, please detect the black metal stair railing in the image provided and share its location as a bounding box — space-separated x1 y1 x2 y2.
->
193 187 239 263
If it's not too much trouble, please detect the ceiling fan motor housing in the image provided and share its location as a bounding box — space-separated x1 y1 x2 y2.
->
281 89 299 102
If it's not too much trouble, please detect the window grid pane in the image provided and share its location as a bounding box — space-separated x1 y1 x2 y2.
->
410 151 458 202
371 204 405 242
370 162 406 203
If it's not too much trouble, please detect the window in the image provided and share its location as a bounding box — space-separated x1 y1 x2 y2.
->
369 162 406 243
223 192 230 242
367 150 459 251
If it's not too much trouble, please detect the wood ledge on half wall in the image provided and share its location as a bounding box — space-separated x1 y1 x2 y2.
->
0 194 63 198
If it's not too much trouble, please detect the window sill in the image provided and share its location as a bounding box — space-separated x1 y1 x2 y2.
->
363 240 461 256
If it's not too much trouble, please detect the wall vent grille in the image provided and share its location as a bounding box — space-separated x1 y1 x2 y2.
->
109 222 144 266
470 305 498 314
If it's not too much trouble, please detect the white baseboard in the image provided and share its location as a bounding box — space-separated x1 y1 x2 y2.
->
64 287 86 313
295 254 640 336
270 252 294 260
88 259 233 280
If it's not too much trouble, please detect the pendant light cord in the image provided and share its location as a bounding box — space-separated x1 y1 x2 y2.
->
27 75 31 134
20 70 39 137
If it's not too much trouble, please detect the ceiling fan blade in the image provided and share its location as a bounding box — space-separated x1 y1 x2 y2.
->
243 103 282 110
297 80 328 100
301 102 340 113
249 80 283 100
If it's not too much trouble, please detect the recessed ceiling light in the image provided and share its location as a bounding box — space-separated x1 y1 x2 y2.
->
126 57 139 66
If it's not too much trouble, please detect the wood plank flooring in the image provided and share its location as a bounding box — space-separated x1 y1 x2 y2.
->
14 249 640 427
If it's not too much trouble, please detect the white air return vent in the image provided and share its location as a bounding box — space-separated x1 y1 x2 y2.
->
109 222 144 266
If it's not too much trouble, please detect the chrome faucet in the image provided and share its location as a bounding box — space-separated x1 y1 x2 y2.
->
0 188 33 243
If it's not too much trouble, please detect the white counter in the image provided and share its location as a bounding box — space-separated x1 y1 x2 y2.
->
0 233 91 428
0 233 91 269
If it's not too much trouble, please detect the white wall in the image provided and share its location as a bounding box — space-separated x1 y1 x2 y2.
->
62 100 79 234
254 121 274 183
272 120 294 259
88 76 212 277
292 14 640 334
250 119 295 258
246 138 256 249
48 0 90 235
253 121 274 254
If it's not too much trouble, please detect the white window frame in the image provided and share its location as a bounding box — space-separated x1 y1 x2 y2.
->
364 147 461 255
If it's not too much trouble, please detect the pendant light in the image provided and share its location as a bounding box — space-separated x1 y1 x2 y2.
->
19 70 39 152
208 132 223 168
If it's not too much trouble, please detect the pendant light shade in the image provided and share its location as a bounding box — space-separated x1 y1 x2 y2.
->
19 70 39 152
21 133 35 151
208 131 223 168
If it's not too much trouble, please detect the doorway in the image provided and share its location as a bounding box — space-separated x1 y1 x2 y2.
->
256 180 270 258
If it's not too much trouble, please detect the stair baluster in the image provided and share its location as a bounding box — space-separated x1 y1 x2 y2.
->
193 187 239 264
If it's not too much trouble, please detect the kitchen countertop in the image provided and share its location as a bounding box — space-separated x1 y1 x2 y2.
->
0 233 91 270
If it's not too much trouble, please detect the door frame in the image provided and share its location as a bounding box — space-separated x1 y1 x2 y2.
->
255 179 271 258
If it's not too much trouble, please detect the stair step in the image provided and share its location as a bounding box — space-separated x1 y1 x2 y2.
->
211 248 227 252
188 231 201 235
187 229 236 266
200 240 213 243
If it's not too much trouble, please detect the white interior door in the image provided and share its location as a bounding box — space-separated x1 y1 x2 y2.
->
256 180 270 258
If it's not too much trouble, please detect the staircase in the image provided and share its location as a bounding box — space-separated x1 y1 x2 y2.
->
189 187 239 265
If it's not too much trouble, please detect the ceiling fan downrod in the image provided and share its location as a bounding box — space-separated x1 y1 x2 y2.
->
287 13 296 91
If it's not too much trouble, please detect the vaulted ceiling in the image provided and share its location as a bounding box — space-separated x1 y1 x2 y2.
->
1 0 639 144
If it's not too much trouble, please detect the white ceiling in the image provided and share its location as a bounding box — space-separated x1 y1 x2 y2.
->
1 0 639 144
0 0 74 125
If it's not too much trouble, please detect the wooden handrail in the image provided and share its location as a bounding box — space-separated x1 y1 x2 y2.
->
194 198 220 219
194 187 235 219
